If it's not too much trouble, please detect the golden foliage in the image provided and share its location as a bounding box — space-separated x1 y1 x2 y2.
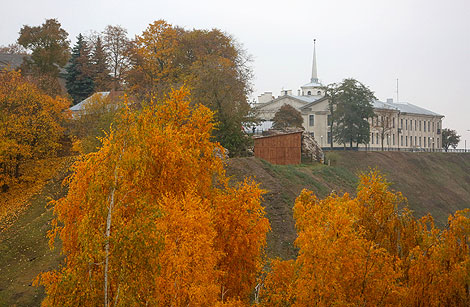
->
0 69 70 197
36 87 269 306
261 171 470 306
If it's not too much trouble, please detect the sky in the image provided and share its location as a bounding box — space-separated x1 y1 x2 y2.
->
2 0 470 147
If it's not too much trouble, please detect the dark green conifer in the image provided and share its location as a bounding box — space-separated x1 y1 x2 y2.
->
66 34 95 104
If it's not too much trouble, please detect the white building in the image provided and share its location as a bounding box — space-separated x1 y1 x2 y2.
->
253 42 444 150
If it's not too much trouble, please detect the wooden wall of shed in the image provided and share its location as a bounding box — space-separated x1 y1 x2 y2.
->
254 133 302 165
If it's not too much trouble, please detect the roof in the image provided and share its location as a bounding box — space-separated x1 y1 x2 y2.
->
373 100 443 117
301 81 323 88
0 53 28 70
253 130 303 140
300 96 329 110
70 92 110 111
255 94 320 109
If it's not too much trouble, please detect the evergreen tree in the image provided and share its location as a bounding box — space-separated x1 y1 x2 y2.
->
91 37 111 91
66 34 95 104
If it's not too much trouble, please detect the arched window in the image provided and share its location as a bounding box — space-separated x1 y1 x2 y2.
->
317 90 322 95
307 91 311 95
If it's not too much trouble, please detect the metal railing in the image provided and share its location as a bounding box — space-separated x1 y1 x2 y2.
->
323 146 470 153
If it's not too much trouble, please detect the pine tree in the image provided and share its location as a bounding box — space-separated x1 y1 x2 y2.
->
91 37 111 91
66 34 95 104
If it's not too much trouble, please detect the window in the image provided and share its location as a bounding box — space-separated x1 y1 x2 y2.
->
423 121 426 132
376 133 379 145
419 121 422 131
406 136 408 147
410 136 413 146
327 114 332 126
327 132 332 144
371 133 374 144
401 119 403 129
310 132 314 138
317 91 322 95
393 134 395 145
307 91 311 95
428 121 430 132
309 114 314 126
405 119 408 130
419 137 421 147
410 120 412 131
415 120 417 131
437 138 440 148
386 134 389 145
401 135 403 146
393 117 395 128
424 137 426 147
415 136 417 146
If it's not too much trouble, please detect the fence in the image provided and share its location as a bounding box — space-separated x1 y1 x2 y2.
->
323 146 470 153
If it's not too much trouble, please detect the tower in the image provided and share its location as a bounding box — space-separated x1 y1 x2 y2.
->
301 39 324 96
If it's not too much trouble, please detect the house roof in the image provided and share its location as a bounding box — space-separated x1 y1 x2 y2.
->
70 92 110 111
0 53 28 70
299 96 329 110
373 100 443 117
255 94 320 109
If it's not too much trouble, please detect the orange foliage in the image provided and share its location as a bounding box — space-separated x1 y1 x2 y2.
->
0 69 70 188
36 87 269 306
261 171 470 306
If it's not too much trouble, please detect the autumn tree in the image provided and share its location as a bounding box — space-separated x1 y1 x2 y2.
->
103 25 130 90
326 79 375 148
272 104 304 129
17 18 70 97
17 18 69 77
0 43 28 55
66 34 95 104
126 21 255 156
261 171 470 306
0 70 70 189
69 92 122 154
441 128 460 151
36 87 270 306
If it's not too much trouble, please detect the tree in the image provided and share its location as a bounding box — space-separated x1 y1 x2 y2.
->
17 18 69 77
36 87 270 305
126 21 255 156
91 37 112 91
326 79 375 148
441 128 460 152
261 171 470 306
0 43 28 55
272 104 304 129
102 25 130 90
371 109 395 150
66 34 95 104
0 70 70 189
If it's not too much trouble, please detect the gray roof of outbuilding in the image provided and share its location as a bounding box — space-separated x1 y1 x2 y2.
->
70 92 110 111
373 100 443 117
0 53 28 70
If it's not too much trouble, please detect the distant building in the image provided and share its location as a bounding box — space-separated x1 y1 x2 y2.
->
0 53 28 71
253 42 444 150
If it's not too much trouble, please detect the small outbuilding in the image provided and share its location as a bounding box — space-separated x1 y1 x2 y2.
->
254 131 302 165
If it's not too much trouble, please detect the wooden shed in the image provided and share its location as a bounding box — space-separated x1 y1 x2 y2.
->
254 131 302 165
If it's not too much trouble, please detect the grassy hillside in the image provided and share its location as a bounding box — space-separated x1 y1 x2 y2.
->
226 152 470 259
0 158 72 306
1 152 469 305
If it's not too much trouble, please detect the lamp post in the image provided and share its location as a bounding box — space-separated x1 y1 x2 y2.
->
321 135 323 148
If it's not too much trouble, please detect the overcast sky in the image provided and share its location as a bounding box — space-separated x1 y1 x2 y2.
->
2 0 470 147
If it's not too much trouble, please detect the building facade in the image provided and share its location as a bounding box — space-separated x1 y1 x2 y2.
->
253 42 444 150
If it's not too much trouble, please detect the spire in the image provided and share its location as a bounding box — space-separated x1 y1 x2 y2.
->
311 39 318 84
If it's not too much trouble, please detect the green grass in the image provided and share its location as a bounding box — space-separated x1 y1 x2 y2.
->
0 161 70 306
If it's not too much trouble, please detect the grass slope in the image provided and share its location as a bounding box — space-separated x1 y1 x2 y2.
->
226 152 470 259
0 158 72 306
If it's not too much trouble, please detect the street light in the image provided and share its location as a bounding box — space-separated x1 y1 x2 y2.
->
320 135 323 148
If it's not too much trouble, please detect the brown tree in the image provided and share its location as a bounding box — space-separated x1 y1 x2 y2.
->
272 104 304 129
